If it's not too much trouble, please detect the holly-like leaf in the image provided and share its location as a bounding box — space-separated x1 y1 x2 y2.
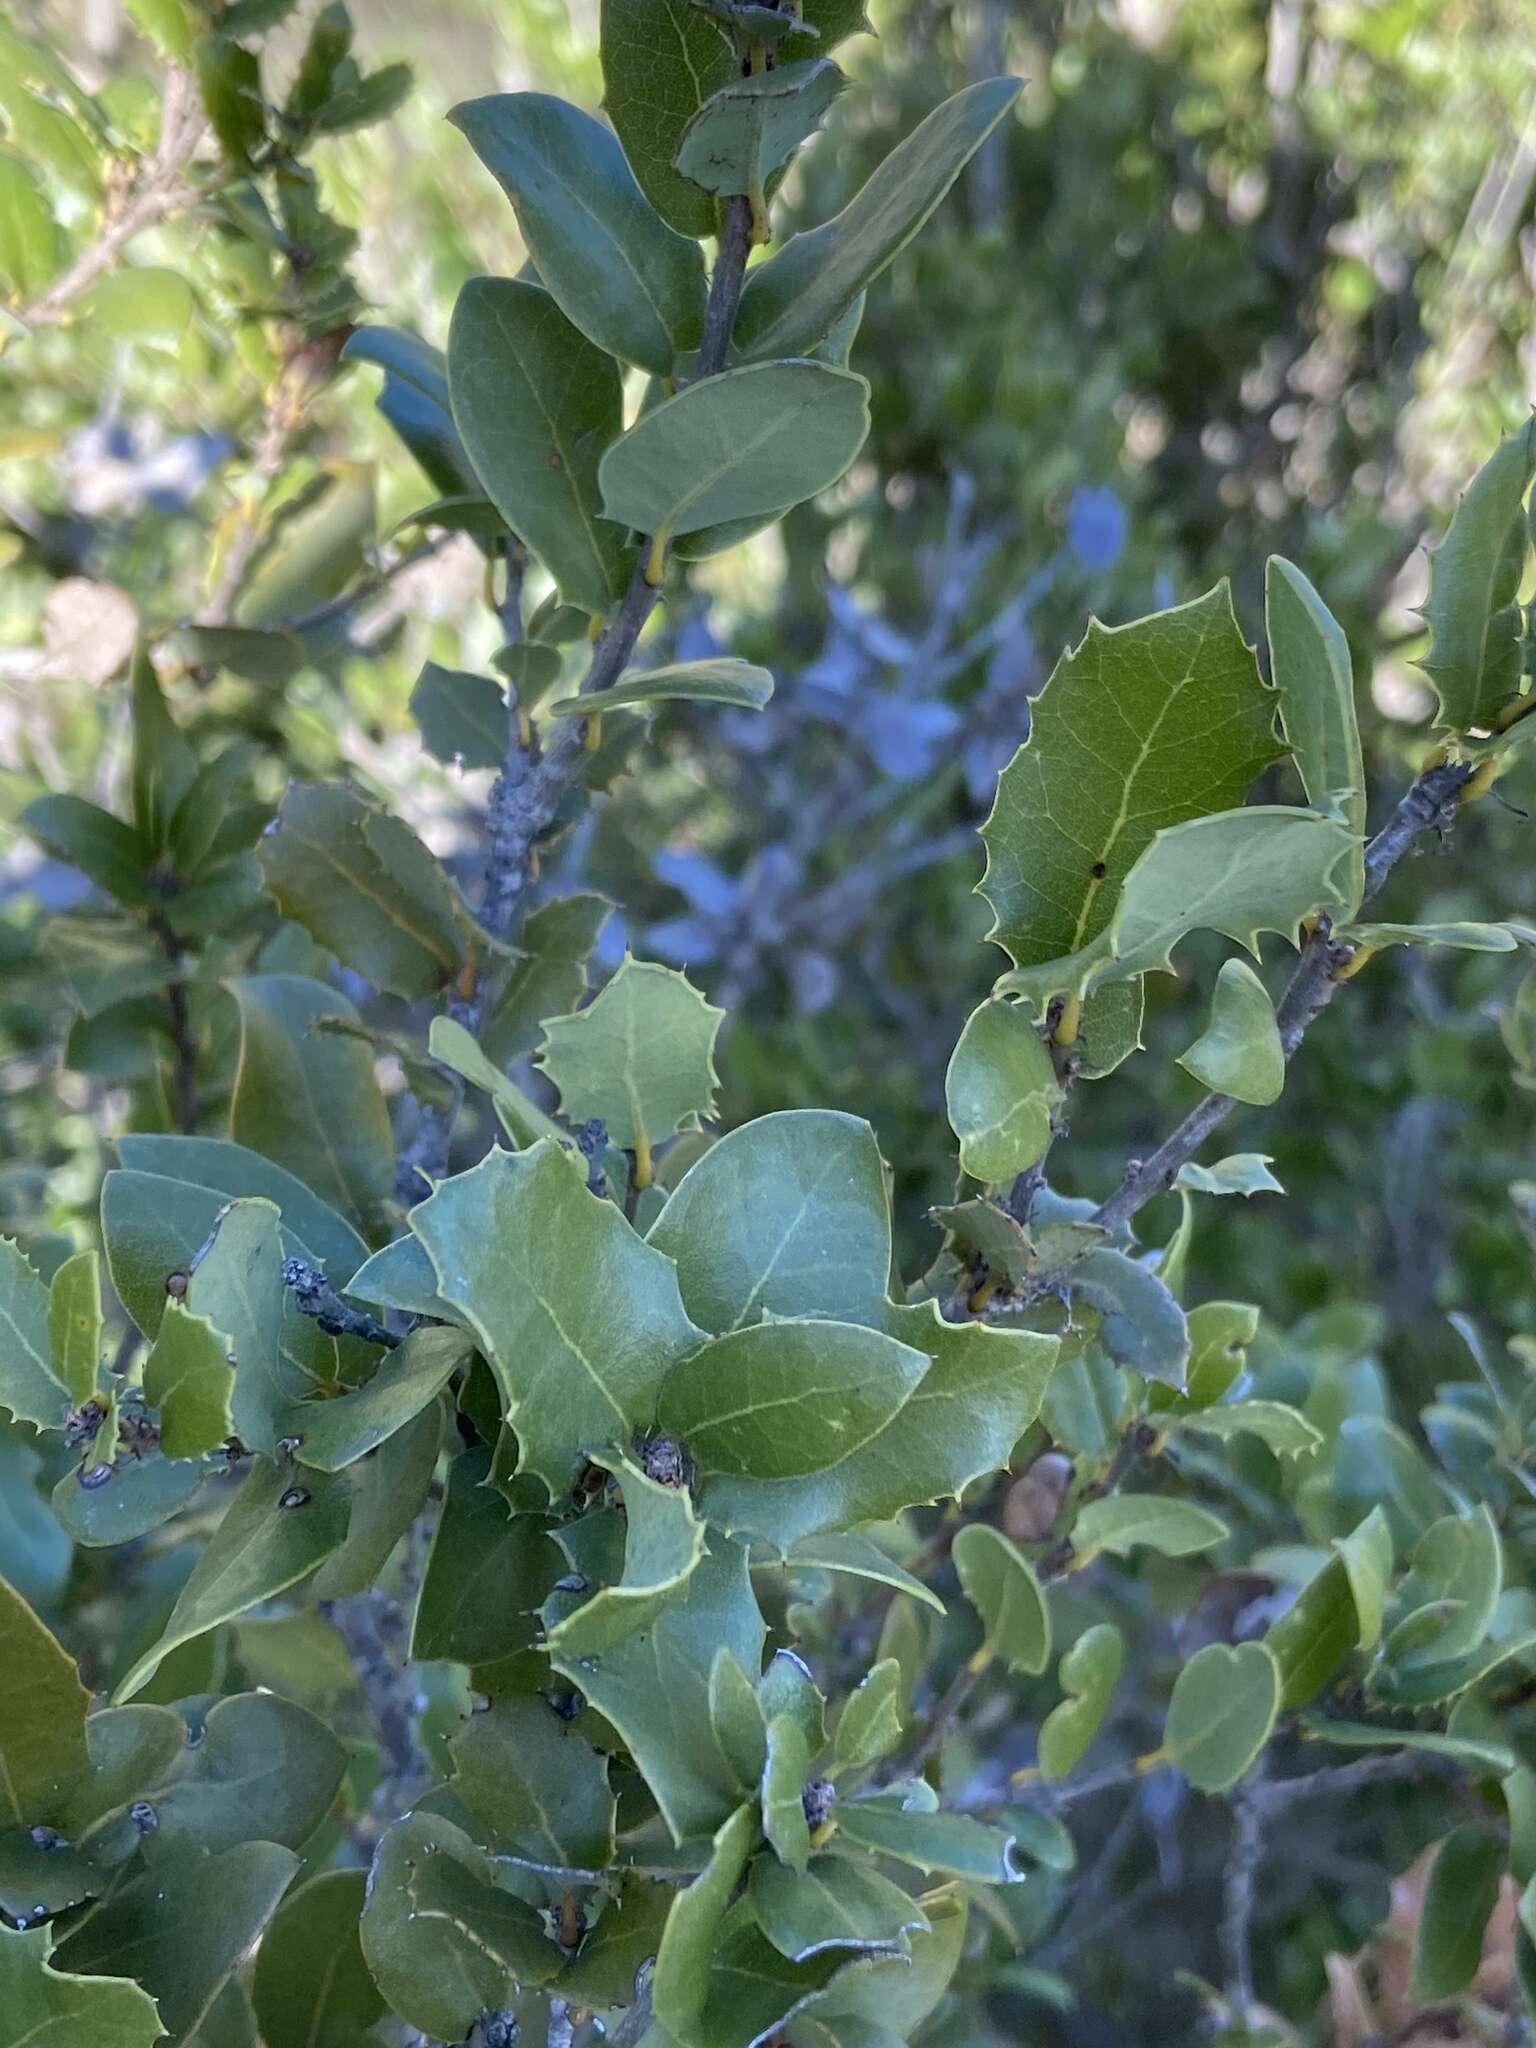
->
545 1451 705 1659
653 1803 757 2041
648 1109 892 1334
537 955 723 1159
698 1305 1056 1550
1165 1641 1280 1792
787 1531 947 1614
1071 1248 1189 1386
0 1925 162 2048
1420 417 1536 733
411 1144 705 1498
226 975 395 1239
0 1578 89 1826
140 1301 236 1459
1071 1494 1227 1562
831 1659 904 1776
256 782 468 1000
410 1445 560 1667
179 1196 302 1461
447 277 631 616
251 1868 383 2048
1174 1399 1322 1460
52 1839 299 2043
451 1695 615 1872
1039 1622 1124 1780
557 1874 672 2005
952 1524 1051 1675
750 1853 925 1962
598 360 871 542
945 997 1062 1183
482 893 611 1067
47 1248 102 1407
289 1327 471 1472
1412 1825 1505 2000
599 0 738 236
1177 958 1285 1106
802 1884 967 2042
834 1788 1019 1882
360 1812 560 2039
657 1318 928 1480
734 78 1022 361
675 57 844 197
979 586 1282 975
1265 557 1366 906
762 1712 813 1871
115 1459 349 1701
451 92 707 375
0 1238 67 1432
342 1232 451 1322
1175 1154 1284 1198
548 1534 765 1843
549 656 774 719
409 661 506 771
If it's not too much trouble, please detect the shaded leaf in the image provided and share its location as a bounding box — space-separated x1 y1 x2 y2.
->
1265 556 1366 905
1072 1494 1227 1561
0 1924 162 2048
750 1853 924 1961
410 1445 559 1666
451 1696 614 1872
0 1238 67 1432
1039 1623 1123 1781
952 1524 1051 1675
549 656 773 718
710 1647 770 1788
409 661 506 771
831 1659 904 1776
675 58 844 197
0 1577 89 1826
544 1451 705 1659
289 1326 472 1472
834 1789 1019 1881
139 1691 346 1860
1071 1248 1189 1386
1420 417 1536 733
251 1868 382 2048
1411 1824 1505 2000
47 1248 102 1407
111 1135 369 1281
482 893 611 1068
1166 1642 1280 1792
312 1399 441 1602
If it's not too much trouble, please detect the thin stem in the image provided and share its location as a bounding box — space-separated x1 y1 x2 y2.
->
1089 757 1473 1241
148 911 200 1135
1220 1777 1265 2021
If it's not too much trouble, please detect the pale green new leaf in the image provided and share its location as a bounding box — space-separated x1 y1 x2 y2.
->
548 656 773 718
1177 958 1285 1105
545 1451 705 1659
786 1530 947 1613
762 1712 813 1871
1039 1623 1124 1780
1175 1400 1323 1460
675 58 844 197
0 1925 162 2048
598 360 870 541
1265 556 1366 907
0 1578 89 1825
448 277 630 615
115 1459 349 1701
653 1803 757 2040
255 781 467 999
47 1247 102 1407
1175 1154 1285 1198
834 1790 1019 1882
537 954 723 1154
411 1144 705 1497
1166 1641 1280 1792
1420 417 1536 733
656 1318 928 1480
980 585 1282 973
1334 1505 1393 1653
428 1015 565 1150
952 1524 1051 1675
1072 1494 1227 1561
735 78 1022 360
450 92 707 374
0 1237 67 1432
140 1300 236 1459
227 975 395 1239
831 1659 904 1776
945 996 1062 1182
1341 919 1535 954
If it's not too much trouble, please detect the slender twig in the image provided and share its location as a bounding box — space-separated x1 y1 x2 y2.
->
281 1256 400 1349
147 910 199 1135
1089 757 1474 1242
1253 1747 1458 1808
321 1589 431 1844
1220 1776 1266 2021
16 70 204 331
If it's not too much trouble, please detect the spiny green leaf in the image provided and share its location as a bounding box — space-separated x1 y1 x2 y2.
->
451 1695 615 1872
946 997 1062 1183
0 1238 67 1432
256 781 467 999
140 1300 236 1459
1175 1400 1322 1460
549 656 774 718
0 1923 163 2048
1165 1641 1280 1792
1265 557 1366 906
451 92 707 374
599 0 738 236
409 1444 560 1667
1412 1824 1505 2000
734 78 1022 361
482 892 611 1068
598 359 870 541
979 585 1282 974
1420 417 1536 733
46 1248 101 1407
360 1812 560 2039
409 661 507 771
447 276 631 616
537 955 723 1157
1072 1493 1227 1562
657 1318 928 1480
1039 1622 1124 1781
412 1143 705 1499
0 1577 89 1826
1177 958 1285 1105
114 1458 349 1701
289 1326 471 1471
226 974 395 1240
1175 1154 1284 1198
675 58 844 197
952 1524 1051 1675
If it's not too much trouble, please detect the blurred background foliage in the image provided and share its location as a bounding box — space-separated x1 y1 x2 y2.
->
4 1 1536 2039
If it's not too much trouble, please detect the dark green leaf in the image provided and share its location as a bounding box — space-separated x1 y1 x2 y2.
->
1071 1248 1189 1386
112 1137 369 1282
1420 417 1536 733
312 1399 442 1601
451 1695 614 1872
710 1647 769 1787
20 794 150 908
410 1446 560 1666
138 1691 345 1859
290 1327 472 1472
251 1869 383 2048
1412 1824 1505 2000
544 1452 704 1659
0 1577 89 1826
750 1854 926 1961
0 1238 67 1432
600 0 739 235
482 894 611 1066
0 1925 162 2048
675 58 844 197
410 661 506 771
